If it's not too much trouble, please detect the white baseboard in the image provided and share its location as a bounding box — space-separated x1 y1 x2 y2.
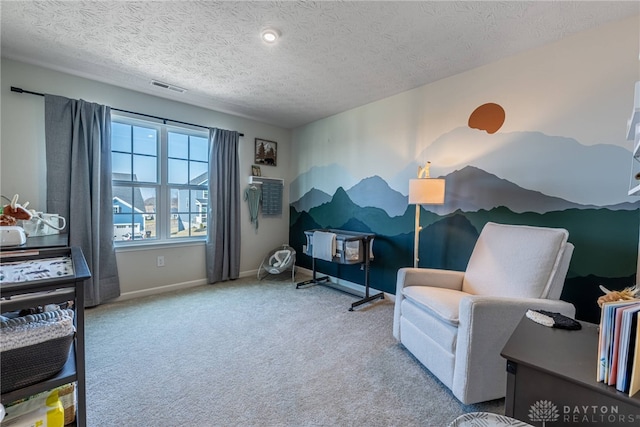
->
116 268 259 302
115 267 395 303
116 279 207 302
239 269 258 279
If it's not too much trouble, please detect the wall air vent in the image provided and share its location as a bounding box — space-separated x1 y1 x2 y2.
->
150 80 187 93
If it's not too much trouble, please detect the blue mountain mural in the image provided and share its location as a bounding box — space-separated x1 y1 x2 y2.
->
290 188 332 212
346 175 407 217
387 127 633 207
290 166 639 324
290 163 357 202
292 166 638 215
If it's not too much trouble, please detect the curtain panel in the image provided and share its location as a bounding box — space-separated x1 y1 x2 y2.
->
206 128 241 283
44 95 120 306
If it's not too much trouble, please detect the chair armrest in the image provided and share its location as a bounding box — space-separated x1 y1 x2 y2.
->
452 296 575 403
396 267 465 291
393 268 465 340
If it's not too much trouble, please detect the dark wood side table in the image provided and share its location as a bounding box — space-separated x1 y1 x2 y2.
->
501 316 640 426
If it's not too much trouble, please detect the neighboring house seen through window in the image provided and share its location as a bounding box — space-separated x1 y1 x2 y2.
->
111 116 209 242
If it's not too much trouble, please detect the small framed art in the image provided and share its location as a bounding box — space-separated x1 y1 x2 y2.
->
255 138 277 166
251 165 261 176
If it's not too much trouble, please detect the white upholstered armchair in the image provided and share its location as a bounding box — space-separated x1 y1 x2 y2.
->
393 222 575 404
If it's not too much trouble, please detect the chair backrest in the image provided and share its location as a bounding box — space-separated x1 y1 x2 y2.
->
462 222 570 299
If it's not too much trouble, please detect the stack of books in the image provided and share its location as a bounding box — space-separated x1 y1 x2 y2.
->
597 300 640 396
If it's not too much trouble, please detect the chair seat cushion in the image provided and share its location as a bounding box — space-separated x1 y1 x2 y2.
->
403 286 471 326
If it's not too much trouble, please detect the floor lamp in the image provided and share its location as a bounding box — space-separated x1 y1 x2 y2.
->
408 177 445 268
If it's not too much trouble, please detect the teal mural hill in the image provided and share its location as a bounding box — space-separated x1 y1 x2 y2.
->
291 192 638 277
290 206 302 228
288 209 321 256
294 165 635 219
290 187 332 213
307 186 414 234
540 208 639 279
563 274 636 324
289 166 638 318
426 214 478 271
289 211 480 294
305 194 636 279
464 207 639 278
290 201 638 317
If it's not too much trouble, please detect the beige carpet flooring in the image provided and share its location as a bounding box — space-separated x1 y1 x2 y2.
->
84 275 504 426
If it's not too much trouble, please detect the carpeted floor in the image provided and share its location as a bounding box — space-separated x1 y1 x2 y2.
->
85 276 504 426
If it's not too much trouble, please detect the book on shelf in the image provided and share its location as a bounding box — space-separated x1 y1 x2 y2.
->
629 316 640 397
597 300 640 396
616 305 640 392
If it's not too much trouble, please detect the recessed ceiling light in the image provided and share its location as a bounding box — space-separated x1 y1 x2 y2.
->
261 28 280 43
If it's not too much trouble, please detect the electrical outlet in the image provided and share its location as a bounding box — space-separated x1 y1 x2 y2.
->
157 256 165 267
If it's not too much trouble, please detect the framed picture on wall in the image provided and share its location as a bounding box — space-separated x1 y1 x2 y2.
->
251 165 261 176
255 138 277 166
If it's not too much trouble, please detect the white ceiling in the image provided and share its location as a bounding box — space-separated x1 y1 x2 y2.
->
2 1 639 129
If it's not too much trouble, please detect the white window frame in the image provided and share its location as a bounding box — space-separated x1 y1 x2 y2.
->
111 114 209 245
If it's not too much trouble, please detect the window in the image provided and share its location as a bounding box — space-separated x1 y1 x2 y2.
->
111 117 209 243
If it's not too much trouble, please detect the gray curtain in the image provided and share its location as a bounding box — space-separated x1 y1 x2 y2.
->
44 95 120 306
206 128 241 283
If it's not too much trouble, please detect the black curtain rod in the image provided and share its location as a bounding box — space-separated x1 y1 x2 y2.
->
10 86 244 137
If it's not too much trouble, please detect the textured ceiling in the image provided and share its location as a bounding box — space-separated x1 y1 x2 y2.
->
1 1 639 129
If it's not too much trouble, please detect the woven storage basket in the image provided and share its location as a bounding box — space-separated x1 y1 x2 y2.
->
0 333 74 394
58 382 76 425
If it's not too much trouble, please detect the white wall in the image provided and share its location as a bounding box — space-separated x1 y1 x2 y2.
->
291 15 639 194
1 59 292 298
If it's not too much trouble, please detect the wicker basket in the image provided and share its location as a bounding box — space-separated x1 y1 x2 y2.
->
58 382 76 425
1 333 74 394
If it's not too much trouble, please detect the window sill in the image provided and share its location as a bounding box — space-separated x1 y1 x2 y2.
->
114 238 205 253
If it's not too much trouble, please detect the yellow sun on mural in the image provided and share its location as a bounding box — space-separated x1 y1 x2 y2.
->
468 103 505 134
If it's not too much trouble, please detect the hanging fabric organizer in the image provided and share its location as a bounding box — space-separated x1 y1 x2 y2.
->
261 181 283 216
246 176 284 229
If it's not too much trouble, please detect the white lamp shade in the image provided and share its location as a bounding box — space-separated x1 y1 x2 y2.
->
409 178 445 205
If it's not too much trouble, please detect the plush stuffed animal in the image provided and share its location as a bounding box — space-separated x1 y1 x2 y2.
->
0 214 17 226
597 284 640 307
2 194 32 221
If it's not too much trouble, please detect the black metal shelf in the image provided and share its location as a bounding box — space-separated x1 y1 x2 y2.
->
1 246 89 427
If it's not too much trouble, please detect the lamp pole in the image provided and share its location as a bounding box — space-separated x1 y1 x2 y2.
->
414 204 422 268
408 165 445 268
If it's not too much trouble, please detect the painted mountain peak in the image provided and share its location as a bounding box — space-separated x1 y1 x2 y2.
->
346 175 407 217
290 187 332 213
410 127 632 207
292 165 635 216
294 128 632 208
432 165 596 215
290 163 357 202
